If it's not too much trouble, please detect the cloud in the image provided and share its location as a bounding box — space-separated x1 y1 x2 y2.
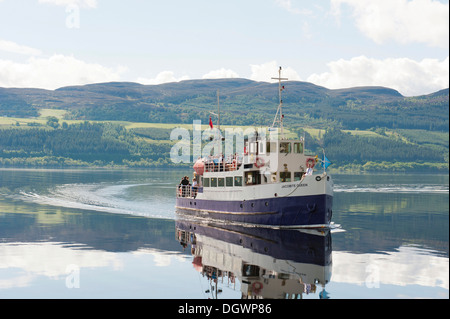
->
331 0 449 48
202 68 239 79
137 71 190 85
250 61 302 82
0 54 126 89
38 0 97 8
0 39 42 56
275 0 313 15
307 55 449 96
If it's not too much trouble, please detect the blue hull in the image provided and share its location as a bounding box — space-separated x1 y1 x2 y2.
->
176 194 333 228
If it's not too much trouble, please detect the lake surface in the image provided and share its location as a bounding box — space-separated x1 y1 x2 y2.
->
0 168 448 299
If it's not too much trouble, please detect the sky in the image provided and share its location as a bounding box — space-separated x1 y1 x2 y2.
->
0 0 448 96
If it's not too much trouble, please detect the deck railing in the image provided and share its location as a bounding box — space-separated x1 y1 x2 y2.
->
203 161 241 173
176 185 202 198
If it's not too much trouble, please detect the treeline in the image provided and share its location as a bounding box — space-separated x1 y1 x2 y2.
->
0 122 174 167
0 121 448 171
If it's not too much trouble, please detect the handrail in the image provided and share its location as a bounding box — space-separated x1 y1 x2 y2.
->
204 161 241 173
176 185 201 198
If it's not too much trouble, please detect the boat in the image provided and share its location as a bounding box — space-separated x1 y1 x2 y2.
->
175 67 333 228
175 219 332 299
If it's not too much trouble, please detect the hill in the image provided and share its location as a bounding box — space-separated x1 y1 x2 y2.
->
1 79 448 131
0 79 448 171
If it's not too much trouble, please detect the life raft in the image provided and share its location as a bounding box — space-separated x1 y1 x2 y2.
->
252 281 263 294
306 158 315 168
254 157 265 168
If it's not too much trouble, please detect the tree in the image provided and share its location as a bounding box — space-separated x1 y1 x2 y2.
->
46 116 60 129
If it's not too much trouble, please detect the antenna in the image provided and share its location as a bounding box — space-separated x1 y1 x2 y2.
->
271 66 288 137
217 89 220 130
209 89 221 130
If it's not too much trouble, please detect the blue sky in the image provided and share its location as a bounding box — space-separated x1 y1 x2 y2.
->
0 0 448 96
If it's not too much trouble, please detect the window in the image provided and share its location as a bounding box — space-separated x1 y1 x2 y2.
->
280 142 291 153
210 177 217 187
203 178 210 187
234 176 242 186
280 171 291 182
226 177 233 187
266 142 276 153
218 177 224 187
293 142 303 154
245 172 254 185
271 173 277 182
249 142 257 154
294 172 303 181
258 141 265 154
245 172 261 185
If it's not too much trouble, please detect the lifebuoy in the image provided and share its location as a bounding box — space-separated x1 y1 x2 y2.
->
252 281 263 294
254 157 265 168
306 158 315 169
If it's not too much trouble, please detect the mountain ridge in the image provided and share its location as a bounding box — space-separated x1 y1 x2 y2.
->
1 79 448 131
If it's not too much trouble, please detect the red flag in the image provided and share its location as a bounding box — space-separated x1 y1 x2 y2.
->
209 116 213 129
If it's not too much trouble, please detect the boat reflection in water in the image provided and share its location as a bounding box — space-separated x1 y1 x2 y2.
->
175 218 332 299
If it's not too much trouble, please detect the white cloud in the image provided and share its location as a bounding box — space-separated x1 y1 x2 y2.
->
307 55 449 96
275 0 313 15
0 39 42 56
331 0 449 48
0 242 123 289
38 0 97 8
250 61 302 82
332 246 449 291
137 71 190 85
202 68 239 79
0 54 126 89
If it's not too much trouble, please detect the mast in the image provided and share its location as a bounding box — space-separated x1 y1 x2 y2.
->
217 89 220 130
271 66 288 138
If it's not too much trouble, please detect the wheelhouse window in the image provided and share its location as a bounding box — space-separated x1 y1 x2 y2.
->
249 142 257 154
258 141 265 155
280 142 291 153
266 142 276 153
293 142 303 154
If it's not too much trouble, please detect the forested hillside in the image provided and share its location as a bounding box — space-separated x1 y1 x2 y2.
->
1 79 448 131
0 122 173 167
0 79 448 171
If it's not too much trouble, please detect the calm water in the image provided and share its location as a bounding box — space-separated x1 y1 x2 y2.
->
0 169 448 299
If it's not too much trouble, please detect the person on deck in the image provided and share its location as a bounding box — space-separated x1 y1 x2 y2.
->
180 176 190 197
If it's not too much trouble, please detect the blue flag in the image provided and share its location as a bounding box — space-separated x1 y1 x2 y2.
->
321 155 331 170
